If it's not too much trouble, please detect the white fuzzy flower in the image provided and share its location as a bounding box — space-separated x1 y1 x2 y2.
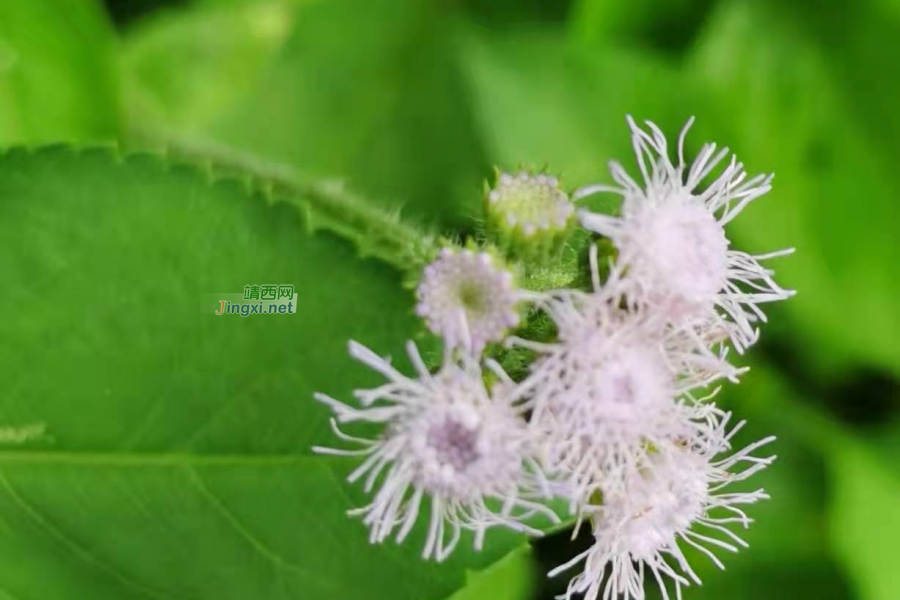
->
313 340 557 561
509 247 742 507
416 248 520 353
575 116 794 352
551 414 775 600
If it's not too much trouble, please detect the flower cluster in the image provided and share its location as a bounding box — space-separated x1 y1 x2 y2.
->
314 117 793 598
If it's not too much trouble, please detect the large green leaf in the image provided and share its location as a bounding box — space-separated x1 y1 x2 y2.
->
0 0 119 145
124 0 490 229
0 147 524 599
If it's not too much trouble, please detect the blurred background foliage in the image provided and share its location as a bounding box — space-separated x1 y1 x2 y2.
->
0 0 896 598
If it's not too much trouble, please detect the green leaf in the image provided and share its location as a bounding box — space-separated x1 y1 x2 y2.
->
0 147 524 599
685 0 899 376
568 0 710 51
828 438 900 600
122 1 296 134
459 25 687 191
445 545 536 600
0 0 119 145
0 146 419 454
124 0 490 229
783 0 900 191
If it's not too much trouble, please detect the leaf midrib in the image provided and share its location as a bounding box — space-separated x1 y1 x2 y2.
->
0 451 326 467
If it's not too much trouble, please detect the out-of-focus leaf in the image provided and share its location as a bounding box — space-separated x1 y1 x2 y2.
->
0 0 118 144
828 439 900 600
459 25 686 191
878 0 900 21
0 146 526 599
643 560 854 600
569 0 713 52
745 0 900 154
461 0 569 27
790 1 900 176
686 0 899 376
192 0 310 5
870 420 900 470
122 1 296 134
445 545 536 600
126 0 490 229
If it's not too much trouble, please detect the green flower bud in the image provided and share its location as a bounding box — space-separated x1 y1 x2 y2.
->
484 169 576 262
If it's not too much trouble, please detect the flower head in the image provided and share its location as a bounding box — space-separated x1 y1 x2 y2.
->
509 248 741 507
313 340 557 561
575 117 794 352
416 248 520 353
552 414 775 600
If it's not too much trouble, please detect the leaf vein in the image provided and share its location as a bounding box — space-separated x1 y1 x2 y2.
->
0 472 194 600
182 465 342 595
